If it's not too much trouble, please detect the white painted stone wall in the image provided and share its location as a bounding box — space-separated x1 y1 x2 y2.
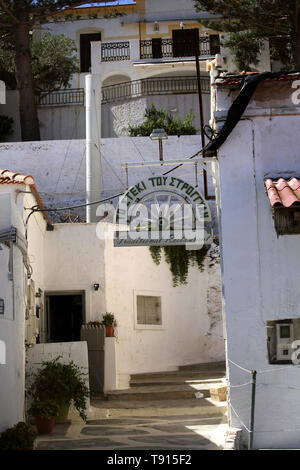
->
104 225 224 388
26 341 90 412
0 187 45 432
0 137 218 228
213 79 300 449
42 221 223 388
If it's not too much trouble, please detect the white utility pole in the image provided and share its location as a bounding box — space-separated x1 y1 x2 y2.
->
85 72 102 223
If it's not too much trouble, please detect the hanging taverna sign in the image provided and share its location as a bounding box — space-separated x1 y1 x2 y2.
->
114 175 212 248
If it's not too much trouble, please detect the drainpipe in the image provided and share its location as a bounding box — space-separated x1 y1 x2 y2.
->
85 73 102 223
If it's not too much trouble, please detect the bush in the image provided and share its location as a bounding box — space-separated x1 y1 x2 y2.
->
28 357 90 422
0 422 36 450
128 104 198 137
29 401 59 420
0 115 13 140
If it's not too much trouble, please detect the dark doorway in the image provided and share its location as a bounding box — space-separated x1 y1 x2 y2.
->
172 28 199 57
46 292 85 342
80 33 102 72
152 38 162 58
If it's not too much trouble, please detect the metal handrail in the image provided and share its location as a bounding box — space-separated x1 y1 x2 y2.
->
102 75 210 104
37 76 210 107
101 41 130 62
36 88 84 106
140 37 219 60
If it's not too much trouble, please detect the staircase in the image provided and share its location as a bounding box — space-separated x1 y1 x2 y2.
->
90 362 227 418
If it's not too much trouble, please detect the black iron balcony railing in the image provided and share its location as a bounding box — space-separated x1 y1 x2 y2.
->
140 37 220 60
102 75 210 104
36 88 84 106
37 76 210 107
101 41 130 61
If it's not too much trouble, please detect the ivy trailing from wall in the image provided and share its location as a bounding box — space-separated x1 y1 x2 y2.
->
149 245 209 287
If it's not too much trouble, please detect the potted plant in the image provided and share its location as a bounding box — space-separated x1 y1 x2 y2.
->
29 357 90 423
29 401 59 435
101 312 116 337
0 422 36 450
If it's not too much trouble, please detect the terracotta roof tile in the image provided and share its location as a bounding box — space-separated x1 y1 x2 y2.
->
215 72 300 89
0 169 34 185
0 169 52 227
265 178 300 208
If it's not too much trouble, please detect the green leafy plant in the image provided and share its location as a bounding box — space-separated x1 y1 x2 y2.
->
0 33 79 94
194 0 300 71
87 321 103 327
150 245 209 286
129 104 198 137
29 401 59 420
0 422 36 450
28 357 90 422
101 313 116 327
0 115 13 141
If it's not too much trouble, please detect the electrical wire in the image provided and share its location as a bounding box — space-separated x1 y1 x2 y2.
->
25 192 124 213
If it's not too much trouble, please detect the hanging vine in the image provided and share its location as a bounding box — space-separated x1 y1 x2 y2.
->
149 245 209 287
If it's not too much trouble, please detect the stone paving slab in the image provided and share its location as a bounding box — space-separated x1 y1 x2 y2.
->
81 426 150 436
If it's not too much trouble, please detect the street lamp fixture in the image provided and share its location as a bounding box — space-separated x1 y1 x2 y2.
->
150 128 168 162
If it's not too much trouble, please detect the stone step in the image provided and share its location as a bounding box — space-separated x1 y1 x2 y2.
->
130 369 226 382
179 361 226 371
90 397 227 418
106 383 220 401
130 376 224 388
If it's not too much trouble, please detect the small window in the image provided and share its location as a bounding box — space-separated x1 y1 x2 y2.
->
80 33 101 73
0 298 4 315
136 295 162 326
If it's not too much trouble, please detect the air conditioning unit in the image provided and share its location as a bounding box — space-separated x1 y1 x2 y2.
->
276 323 294 360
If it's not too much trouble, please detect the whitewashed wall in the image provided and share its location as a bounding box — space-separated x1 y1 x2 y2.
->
214 80 300 449
26 341 90 412
104 231 224 388
43 223 106 324
0 188 39 432
42 221 224 388
0 136 218 228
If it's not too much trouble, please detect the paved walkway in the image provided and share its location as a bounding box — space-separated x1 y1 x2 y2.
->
35 400 227 450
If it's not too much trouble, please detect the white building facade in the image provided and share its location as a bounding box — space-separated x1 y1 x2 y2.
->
211 71 300 449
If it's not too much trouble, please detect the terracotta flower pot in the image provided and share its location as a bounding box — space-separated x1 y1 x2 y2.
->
35 416 55 435
105 325 114 337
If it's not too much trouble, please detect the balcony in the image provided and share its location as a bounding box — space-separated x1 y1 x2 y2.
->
36 76 210 107
101 75 210 104
139 37 220 61
36 88 84 106
97 36 220 64
101 41 130 62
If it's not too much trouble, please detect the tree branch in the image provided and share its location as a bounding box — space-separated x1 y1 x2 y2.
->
0 0 19 24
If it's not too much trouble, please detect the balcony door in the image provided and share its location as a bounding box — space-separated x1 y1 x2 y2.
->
172 28 199 57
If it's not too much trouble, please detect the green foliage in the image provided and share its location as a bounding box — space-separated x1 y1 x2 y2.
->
29 401 59 420
0 422 36 450
28 357 90 422
31 33 79 92
87 321 103 327
225 31 262 71
0 33 79 93
129 104 198 137
150 245 209 287
0 115 13 140
193 0 300 70
101 313 116 326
